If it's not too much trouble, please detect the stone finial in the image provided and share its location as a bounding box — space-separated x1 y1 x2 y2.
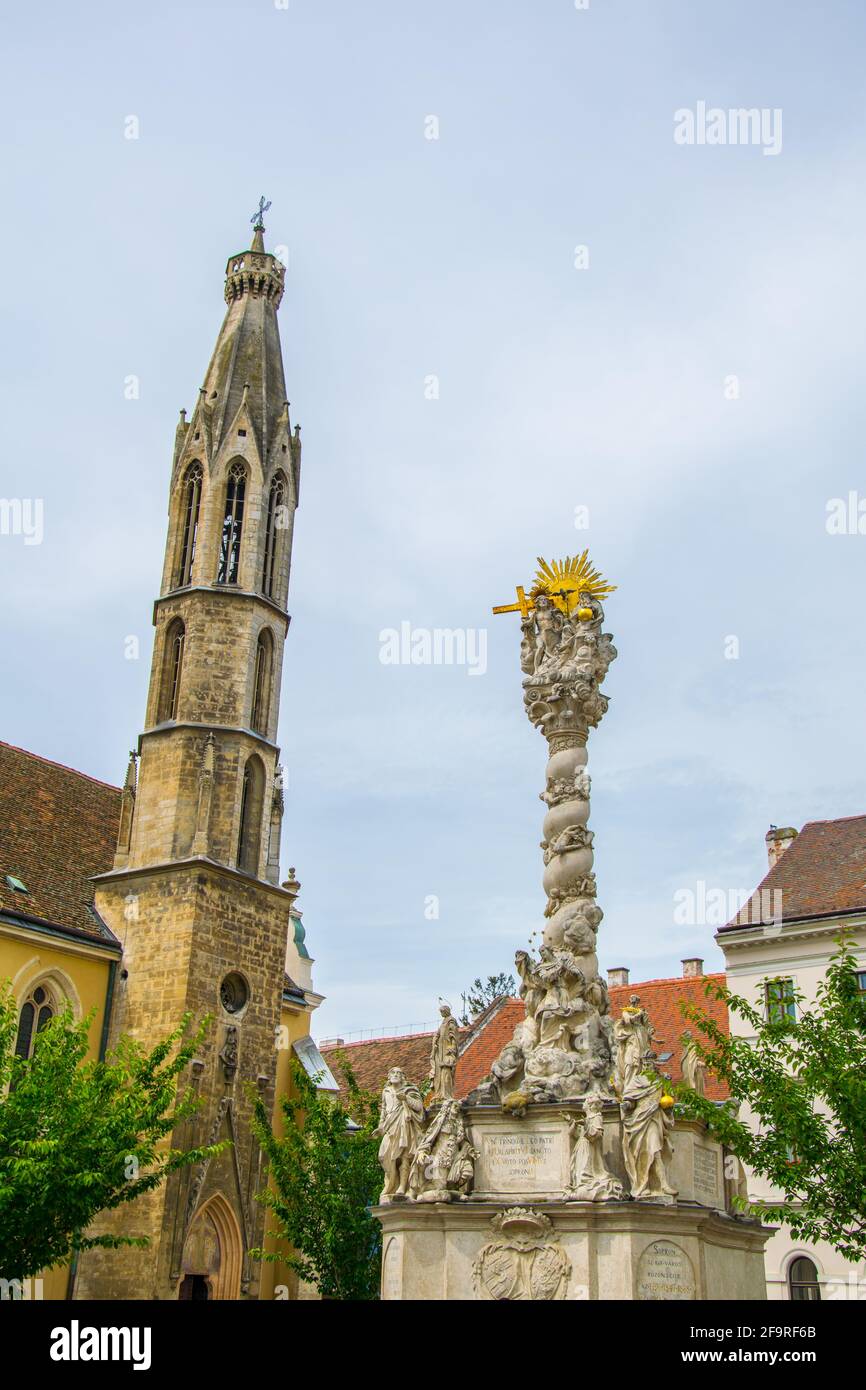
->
114 750 138 867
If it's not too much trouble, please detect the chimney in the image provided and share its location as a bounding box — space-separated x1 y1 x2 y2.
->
682 958 704 978
765 825 798 869
607 967 629 988
319 1037 344 1047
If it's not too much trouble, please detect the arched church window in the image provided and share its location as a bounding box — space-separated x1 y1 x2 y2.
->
261 472 287 599
788 1256 820 1301
175 462 203 588
217 462 247 585
15 983 57 1060
236 755 265 876
251 630 273 735
159 618 185 722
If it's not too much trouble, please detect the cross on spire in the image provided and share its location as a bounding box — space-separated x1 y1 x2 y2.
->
251 196 271 230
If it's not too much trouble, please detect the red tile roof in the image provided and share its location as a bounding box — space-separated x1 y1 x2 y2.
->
0 741 121 940
320 1028 453 1100
723 816 866 930
321 974 730 1104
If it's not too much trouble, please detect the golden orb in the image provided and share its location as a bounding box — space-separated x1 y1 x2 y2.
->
660 1094 675 1110
576 606 594 622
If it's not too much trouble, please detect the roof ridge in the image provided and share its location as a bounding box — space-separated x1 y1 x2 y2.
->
320 1028 437 1049
0 740 121 794
610 973 725 989
801 813 866 827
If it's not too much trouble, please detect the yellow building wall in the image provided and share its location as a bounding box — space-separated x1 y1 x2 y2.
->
0 928 114 1300
257 1002 315 1300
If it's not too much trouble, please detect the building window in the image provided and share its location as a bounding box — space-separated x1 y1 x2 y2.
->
15 984 56 1060
175 462 203 587
220 973 250 1015
788 1256 820 1301
261 472 287 599
217 462 247 585
158 618 185 722
765 977 797 1023
855 970 866 996
251 630 273 734
236 755 265 876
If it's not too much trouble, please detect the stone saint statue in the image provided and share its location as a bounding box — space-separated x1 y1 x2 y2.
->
619 1075 677 1201
680 1030 707 1096
613 995 654 1097
562 1096 624 1201
374 1067 425 1203
429 1003 460 1103
411 1099 478 1203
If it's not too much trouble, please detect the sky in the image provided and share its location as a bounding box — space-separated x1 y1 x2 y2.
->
1 0 865 1041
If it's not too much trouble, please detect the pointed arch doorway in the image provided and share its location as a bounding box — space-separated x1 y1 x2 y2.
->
179 1193 243 1301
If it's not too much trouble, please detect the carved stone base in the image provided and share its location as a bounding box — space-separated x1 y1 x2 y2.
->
376 1200 769 1301
375 1105 770 1300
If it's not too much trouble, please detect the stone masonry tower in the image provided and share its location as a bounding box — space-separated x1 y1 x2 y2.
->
75 210 303 1300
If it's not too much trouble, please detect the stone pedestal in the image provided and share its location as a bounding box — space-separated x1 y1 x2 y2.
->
375 1105 769 1301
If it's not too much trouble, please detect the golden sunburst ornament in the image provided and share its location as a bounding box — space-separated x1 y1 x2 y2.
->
493 551 616 618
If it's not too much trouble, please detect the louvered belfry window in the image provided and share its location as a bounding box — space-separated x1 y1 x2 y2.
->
176 462 203 587
218 462 247 585
262 473 287 599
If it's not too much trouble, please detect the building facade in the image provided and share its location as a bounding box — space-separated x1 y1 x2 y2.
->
0 214 332 1300
717 818 866 1302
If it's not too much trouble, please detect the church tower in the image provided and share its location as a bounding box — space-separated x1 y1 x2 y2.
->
76 209 306 1301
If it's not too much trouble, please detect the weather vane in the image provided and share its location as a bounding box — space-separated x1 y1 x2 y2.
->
251 195 271 229
492 551 616 619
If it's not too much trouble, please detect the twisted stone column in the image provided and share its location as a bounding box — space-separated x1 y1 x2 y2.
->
521 590 616 972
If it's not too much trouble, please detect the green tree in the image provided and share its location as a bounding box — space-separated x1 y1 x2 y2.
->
0 983 220 1281
251 1055 382 1300
675 937 866 1261
460 973 516 1024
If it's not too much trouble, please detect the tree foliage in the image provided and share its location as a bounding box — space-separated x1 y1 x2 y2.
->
674 937 866 1261
0 983 219 1280
251 1055 382 1300
460 973 516 1024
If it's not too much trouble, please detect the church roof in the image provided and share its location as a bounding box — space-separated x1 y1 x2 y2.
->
0 741 121 944
320 973 730 1103
721 814 866 930
321 1027 446 1099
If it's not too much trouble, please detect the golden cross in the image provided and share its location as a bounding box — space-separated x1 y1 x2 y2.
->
492 585 532 618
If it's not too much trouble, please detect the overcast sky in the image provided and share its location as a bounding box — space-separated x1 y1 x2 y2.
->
2 1 865 1040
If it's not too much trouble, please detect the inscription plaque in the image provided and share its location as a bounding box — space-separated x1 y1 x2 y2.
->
480 1130 561 1192
636 1240 696 1301
693 1144 720 1205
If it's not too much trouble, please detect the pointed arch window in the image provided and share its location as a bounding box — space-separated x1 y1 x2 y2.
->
262 472 288 599
251 629 274 735
159 618 185 722
237 755 265 876
15 983 57 1060
175 462 203 588
218 462 247 585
